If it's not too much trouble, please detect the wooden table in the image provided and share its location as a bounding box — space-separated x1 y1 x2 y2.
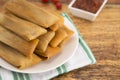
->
0 0 120 80
52 2 120 80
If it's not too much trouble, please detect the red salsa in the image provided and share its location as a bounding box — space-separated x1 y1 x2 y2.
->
72 0 104 13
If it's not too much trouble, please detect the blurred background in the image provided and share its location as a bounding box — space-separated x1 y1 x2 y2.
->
0 0 120 6
0 0 119 80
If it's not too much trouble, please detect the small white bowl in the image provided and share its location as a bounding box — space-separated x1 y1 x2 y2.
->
68 0 107 21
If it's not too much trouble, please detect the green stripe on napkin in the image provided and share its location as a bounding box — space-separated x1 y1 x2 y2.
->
12 72 18 80
18 73 24 80
57 67 62 74
56 67 62 74
57 65 67 74
24 74 30 80
0 74 2 80
61 65 67 73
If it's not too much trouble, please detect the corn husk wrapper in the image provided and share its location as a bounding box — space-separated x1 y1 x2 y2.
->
4 0 59 28
0 26 39 58
36 30 55 53
0 13 47 41
0 42 41 69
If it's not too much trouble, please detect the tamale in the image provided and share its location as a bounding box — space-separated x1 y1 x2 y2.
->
4 0 59 28
36 30 55 53
49 13 64 31
0 42 41 69
35 46 61 59
59 25 74 46
49 20 64 31
0 26 39 58
0 13 47 41
50 28 68 47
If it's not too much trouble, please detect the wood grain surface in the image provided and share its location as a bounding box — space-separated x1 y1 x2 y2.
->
0 0 120 80
52 4 120 80
0 0 120 5
52 3 120 80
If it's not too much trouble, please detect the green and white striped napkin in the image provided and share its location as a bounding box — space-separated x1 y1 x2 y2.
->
0 13 96 80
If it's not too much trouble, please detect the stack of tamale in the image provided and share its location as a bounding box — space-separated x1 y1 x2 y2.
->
0 0 74 69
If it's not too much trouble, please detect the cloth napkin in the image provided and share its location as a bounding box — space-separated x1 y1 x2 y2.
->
0 13 96 80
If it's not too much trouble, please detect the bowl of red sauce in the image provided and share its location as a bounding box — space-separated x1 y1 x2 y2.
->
68 0 107 21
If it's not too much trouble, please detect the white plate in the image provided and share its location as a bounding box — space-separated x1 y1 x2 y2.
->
0 18 78 73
